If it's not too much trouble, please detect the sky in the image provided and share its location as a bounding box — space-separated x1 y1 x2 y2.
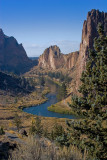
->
0 0 107 57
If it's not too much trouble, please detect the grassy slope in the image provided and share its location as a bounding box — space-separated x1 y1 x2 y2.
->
48 95 75 114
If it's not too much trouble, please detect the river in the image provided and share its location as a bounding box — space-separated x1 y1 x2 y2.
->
23 80 76 119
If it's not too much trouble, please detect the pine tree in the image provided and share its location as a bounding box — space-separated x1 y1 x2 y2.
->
57 82 67 101
0 126 5 135
70 24 107 119
29 116 43 137
35 116 43 137
13 114 22 132
62 82 67 99
39 76 45 86
67 24 107 159
50 124 65 140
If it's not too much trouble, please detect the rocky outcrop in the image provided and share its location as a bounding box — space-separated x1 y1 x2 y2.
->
0 29 37 74
65 51 79 69
38 45 79 69
38 9 107 93
31 9 107 94
39 45 65 69
74 9 107 90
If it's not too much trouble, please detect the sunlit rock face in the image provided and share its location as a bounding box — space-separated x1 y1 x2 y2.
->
78 9 107 77
38 45 79 70
39 45 65 69
0 29 37 74
65 51 79 69
39 10 107 74
73 9 107 91
33 10 107 93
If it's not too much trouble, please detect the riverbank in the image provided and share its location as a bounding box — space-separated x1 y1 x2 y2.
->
23 93 77 119
0 81 77 140
48 103 73 115
18 88 50 110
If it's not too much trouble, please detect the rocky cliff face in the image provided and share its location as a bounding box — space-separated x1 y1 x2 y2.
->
38 45 79 69
65 51 79 69
0 29 37 74
39 45 64 69
38 9 107 93
74 9 107 90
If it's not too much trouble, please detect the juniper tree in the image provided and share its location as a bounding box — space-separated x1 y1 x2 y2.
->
0 126 5 135
39 76 45 86
13 114 22 132
50 124 65 140
29 116 43 137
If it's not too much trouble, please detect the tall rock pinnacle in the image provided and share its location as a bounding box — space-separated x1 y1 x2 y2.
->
74 9 107 91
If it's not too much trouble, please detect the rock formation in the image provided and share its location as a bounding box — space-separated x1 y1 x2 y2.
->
38 45 79 70
74 9 107 90
39 45 65 69
0 29 37 74
65 51 79 69
38 9 107 93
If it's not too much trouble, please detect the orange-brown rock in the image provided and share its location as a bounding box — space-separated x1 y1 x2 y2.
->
38 9 107 94
65 51 79 69
0 29 37 74
39 45 65 69
38 45 79 70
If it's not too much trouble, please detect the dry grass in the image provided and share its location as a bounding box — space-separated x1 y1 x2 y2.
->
0 82 86 160
0 95 68 136
9 136 87 160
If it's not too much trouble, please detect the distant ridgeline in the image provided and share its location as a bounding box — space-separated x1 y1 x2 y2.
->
29 57 39 60
0 29 38 74
0 71 34 95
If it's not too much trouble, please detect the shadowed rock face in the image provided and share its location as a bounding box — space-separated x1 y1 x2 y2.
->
0 71 34 95
38 45 79 69
0 29 37 74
